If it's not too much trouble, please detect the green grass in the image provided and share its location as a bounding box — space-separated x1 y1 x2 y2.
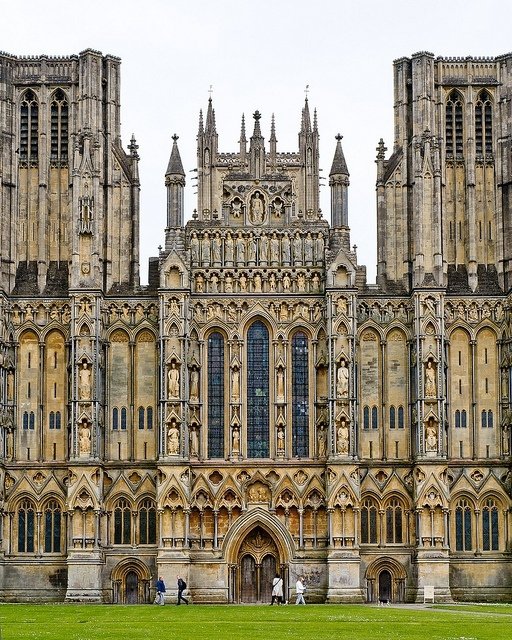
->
0 603 511 640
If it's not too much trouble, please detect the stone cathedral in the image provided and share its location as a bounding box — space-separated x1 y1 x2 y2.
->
0 49 511 604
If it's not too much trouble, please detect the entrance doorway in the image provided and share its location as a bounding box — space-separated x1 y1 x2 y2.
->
125 571 139 604
237 526 281 603
111 559 152 604
378 570 392 601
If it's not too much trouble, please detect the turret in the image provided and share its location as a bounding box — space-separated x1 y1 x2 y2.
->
165 134 185 228
329 134 350 228
249 110 265 178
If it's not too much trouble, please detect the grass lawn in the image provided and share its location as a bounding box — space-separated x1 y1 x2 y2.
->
0 603 511 640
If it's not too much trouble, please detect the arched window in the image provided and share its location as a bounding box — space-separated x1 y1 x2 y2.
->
481 410 487 428
482 498 499 551
29 411 35 430
385 498 403 543
55 411 61 430
18 499 35 552
49 411 55 429
23 411 29 430
455 498 472 551
138 406 145 430
138 499 157 544
389 406 396 429
147 406 153 430
371 406 378 430
50 89 68 161
475 90 493 157
114 498 131 545
44 500 62 553
208 332 225 458
361 498 378 544
398 406 404 429
461 409 467 428
121 407 127 430
292 331 309 457
446 90 463 157
455 410 461 428
112 407 119 430
247 321 269 458
363 406 370 430
20 90 39 161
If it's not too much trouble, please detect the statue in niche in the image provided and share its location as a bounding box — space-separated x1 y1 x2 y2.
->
6 427 14 461
236 232 246 264
169 298 179 315
168 362 180 399
79 362 91 400
337 358 349 398
195 274 204 293
277 427 285 452
312 272 320 292
232 427 240 454
135 304 145 322
297 273 306 292
212 232 222 265
315 232 324 264
201 232 211 264
304 232 314 263
425 360 436 398
247 233 257 263
250 191 265 224
270 233 280 264
167 420 180 455
7 369 14 401
190 232 200 263
190 425 199 456
317 425 327 458
282 273 291 292
259 233 269 264
225 232 234 264
425 417 438 452
253 273 262 292
239 273 248 292
273 198 283 217
231 198 242 218
224 274 233 293
279 303 289 322
276 366 285 401
79 420 91 455
232 366 240 402
210 273 219 293
281 233 291 264
336 417 349 455
293 232 303 264
269 273 277 292
189 367 199 403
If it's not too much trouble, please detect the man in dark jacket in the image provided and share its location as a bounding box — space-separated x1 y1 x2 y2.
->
155 576 166 605
177 575 189 605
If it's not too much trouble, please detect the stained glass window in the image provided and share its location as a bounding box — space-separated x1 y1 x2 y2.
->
361 499 378 544
139 499 156 544
44 500 61 553
50 89 68 161
18 499 35 552
455 499 472 551
292 332 309 457
482 499 499 551
247 321 269 458
114 498 131 545
20 90 38 161
208 332 225 458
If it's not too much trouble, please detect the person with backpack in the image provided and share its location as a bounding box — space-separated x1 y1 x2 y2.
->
177 575 189 605
270 573 283 605
155 576 166 606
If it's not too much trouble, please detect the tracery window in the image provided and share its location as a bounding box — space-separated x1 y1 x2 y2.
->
138 499 156 544
50 89 68 162
390 406 396 429
138 406 145 430
112 407 119 430
363 406 370 430
385 498 403 543
18 499 35 552
446 90 463 158
371 405 378 430
475 90 493 157
114 498 131 545
49 411 62 429
247 321 269 458
208 332 225 458
482 498 499 551
44 500 62 553
360 498 378 544
398 405 404 429
292 331 309 457
20 90 39 162
481 409 493 428
121 407 127 430
455 498 472 551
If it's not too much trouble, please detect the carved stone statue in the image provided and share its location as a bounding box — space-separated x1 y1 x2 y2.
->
236 232 246 265
79 362 91 400
168 362 180 399
224 232 234 264
425 360 436 398
232 366 240 402
167 420 180 455
189 367 199 403
79 420 91 455
337 417 349 455
232 427 240 454
425 418 438 452
277 427 285 452
250 191 265 224
276 366 285 401
190 425 199 456
281 233 291 264
7 369 14 401
190 232 200 263
337 358 349 398
317 425 327 458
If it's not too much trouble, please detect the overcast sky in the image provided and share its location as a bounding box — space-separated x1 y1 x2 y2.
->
4 0 512 284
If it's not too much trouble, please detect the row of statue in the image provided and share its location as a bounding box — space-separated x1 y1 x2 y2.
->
194 269 323 294
192 299 325 324
189 229 325 267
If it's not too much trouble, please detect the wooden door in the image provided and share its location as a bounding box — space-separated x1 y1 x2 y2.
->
260 554 276 603
240 555 257 602
378 569 392 601
125 570 139 604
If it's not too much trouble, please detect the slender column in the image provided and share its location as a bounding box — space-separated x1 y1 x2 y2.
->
354 507 360 547
36 511 42 555
184 509 190 547
132 511 138 546
298 508 304 548
94 510 100 548
475 509 481 554
416 509 423 546
158 508 164 547
430 508 434 545
327 508 334 546
443 508 449 547
378 509 385 547
213 509 218 548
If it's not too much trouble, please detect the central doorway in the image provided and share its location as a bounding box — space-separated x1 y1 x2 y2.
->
378 570 392 601
125 571 139 604
237 526 281 603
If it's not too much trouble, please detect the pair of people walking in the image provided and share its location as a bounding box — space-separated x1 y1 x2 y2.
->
154 575 189 605
270 574 306 605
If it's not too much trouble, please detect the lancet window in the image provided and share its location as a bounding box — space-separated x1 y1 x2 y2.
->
208 332 225 458
292 331 309 457
247 321 269 458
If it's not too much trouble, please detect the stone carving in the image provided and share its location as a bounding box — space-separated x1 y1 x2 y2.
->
425 360 436 398
167 420 180 455
212 232 222 265
168 362 180 399
236 232 246 265
201 232 210 265
225 232 234 264
336 417 349 455
425 417 438 453
189 367 199 403
232 427 240 454
78 362 91 400
79 420 91 455
190 232 199 263
277 427 285 453
281 233 291 264
232 366 240 403
317 425 327 458
337 358 349 398
250 191 265 224
190 425 199 457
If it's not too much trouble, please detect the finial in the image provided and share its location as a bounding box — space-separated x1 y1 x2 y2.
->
335 133 343 142
172 134 179 143
208 84 213 99
305 84 310 99
376 138 387 160
253 110 262 121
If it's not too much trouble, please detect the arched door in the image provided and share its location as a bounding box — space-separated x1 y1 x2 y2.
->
378 570 392 601
260 554 276 603
125 570 139 604
240 555 257 602
237 526 281 603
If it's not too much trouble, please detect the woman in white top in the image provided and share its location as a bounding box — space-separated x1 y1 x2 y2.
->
295 577 306 605
271 574 283 605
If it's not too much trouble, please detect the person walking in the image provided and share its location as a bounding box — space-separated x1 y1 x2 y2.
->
177 575 189 605
270 573 283 605
155 576 166 605
295 576 306 605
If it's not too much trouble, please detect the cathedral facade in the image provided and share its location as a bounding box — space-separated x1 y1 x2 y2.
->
0 49 511 604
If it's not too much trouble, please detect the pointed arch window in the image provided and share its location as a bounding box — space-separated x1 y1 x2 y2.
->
446 90 463 158
50 89 68 162
389 406 396 429
363 406 370 430
18 499 35 552
112 407 119 430
361 498 378 544
292 331 309 457
208 332 225 458
482 498 499 551
44 500 62 553
20 90 39 162
385 498 403 543
247 321 269 458
138 499 156 544
114 498 132 545
475 90 493 157
455 498 472 551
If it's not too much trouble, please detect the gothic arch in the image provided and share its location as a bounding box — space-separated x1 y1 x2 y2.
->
111 557 152 605
365 556 407 602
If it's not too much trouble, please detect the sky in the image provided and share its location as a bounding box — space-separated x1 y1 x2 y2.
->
4 0 512 284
